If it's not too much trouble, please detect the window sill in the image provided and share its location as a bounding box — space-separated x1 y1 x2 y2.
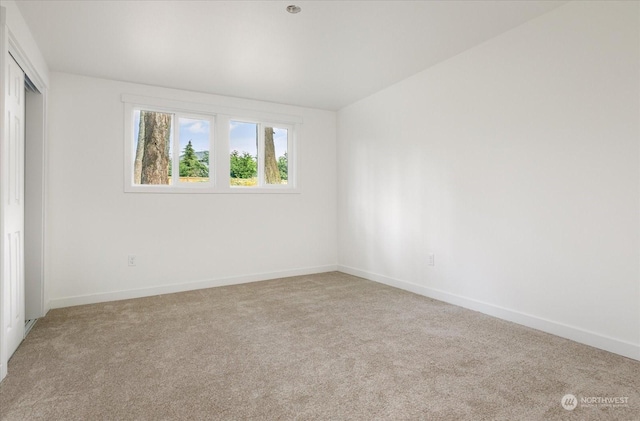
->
124 185 301 194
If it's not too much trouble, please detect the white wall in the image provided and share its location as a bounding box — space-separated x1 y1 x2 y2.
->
338 1 640 360
47 72 337 307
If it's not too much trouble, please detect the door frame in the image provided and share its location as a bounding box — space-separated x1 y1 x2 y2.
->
0 6 48 381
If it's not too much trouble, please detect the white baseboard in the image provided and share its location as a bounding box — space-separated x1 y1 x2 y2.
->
338 265 640 362
49 265 338 309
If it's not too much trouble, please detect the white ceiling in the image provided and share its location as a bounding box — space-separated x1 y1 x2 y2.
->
16 0 567 110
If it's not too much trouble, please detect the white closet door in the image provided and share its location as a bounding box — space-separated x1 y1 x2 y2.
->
4 54 25 358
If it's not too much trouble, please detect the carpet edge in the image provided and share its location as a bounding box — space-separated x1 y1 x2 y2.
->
47 264 339 310
337 264 640 362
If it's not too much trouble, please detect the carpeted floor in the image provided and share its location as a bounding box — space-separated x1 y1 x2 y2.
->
0 272 638 420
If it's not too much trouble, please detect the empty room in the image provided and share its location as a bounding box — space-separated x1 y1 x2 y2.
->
0 0 639 419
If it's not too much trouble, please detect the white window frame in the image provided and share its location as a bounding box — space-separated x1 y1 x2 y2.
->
123 94 301 194
228 118 295 190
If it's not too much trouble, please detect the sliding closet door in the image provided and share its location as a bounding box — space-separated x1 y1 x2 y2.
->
3 54 25 358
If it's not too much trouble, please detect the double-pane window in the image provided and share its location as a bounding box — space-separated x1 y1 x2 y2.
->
133 110 211 187
229 121 290 188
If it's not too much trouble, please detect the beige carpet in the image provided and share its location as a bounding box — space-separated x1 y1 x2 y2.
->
0 272 638 420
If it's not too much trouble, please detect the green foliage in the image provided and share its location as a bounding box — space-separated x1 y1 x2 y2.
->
179 140 208 177
230 150 257 179
278 152 288 181
228 150 286 181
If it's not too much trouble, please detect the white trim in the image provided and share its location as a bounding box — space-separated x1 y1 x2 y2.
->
0 5 7 382
7 29 45 93
121 94 303 125
257 120 265 186
338 265 640 361
6 30 48 317
49 265 338 309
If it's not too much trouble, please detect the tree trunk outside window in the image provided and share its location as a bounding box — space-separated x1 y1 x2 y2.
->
264 127 281 184
141 112 171 184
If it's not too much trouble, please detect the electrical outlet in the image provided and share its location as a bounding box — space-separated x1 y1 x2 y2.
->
428 253 435 267
128 255 136 267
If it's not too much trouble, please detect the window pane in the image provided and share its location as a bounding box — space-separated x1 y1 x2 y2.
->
133 110 173 185
230 121 258 187
265 127 288 185
178 117 210 183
